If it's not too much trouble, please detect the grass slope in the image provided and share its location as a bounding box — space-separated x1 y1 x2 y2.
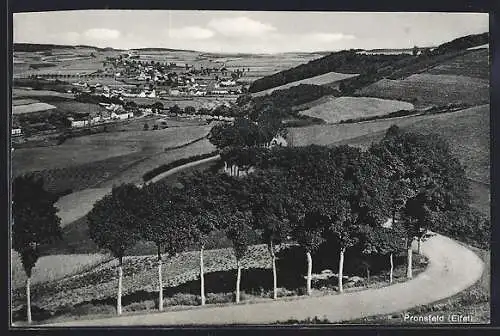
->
357 74 489 107
11 251 110 290
252 72 358 97
425 49 489 80
298 96 414 124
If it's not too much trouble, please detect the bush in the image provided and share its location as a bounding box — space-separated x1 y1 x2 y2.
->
124 300 156 312
205 292 234 305
164 293 200 307
73 303 116 316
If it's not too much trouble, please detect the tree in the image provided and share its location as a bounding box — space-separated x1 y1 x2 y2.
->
170 104 181 115
248 170 291 299
133 182 196 311
12 175 62 323
360 223 406 284
370 126 471 279
412 46 419 56
151 101 163 111
292 210 326 296
87 184 142 315
180 172 229 306
225 211 254 303
184 105 196 115
143 123 149 131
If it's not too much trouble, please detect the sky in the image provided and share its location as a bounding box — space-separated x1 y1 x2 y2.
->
13 11 489 54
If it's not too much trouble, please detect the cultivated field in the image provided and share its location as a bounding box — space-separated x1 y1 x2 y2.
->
11 251 110 290
12 102 57 115
13 124 212 175
12 88 74 99
12 98 40 106
357 73 489 107
298 96 414 124
252 71 359 97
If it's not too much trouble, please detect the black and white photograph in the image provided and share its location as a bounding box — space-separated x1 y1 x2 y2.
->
10 10 490 327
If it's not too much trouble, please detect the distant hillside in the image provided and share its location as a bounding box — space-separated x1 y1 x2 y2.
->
130 47 197 53
14 43 77 52
13 43 121 52
250 32 489 94
249 51 409 93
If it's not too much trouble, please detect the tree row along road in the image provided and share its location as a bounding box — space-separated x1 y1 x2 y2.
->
46 233 484 326
54 155 221 228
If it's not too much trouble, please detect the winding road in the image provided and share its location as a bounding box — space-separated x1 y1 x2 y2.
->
54 155 221 227
46 233 484 326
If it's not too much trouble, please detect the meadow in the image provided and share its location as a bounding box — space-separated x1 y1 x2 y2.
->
425 49 489 80
298 96 414 124
252 71 359 97
12 88 74 99
11 251 111 290
357 73 489 107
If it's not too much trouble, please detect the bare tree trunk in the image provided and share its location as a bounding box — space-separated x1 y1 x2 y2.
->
306 251 312 295
236 261 242 303
338 248 345 293
389 253 394 284
117 257 123 315
407 239 413 279
366 266 370 282
157 246 163 311
200 244 206 306
26 277 32 324
417 237 421 254
270 242 277 299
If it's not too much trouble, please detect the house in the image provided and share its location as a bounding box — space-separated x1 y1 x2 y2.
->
212 89 229 95
270 134 288 147
111 111 134 120
220 79 236 86
169 89 180 96
67 117 89 128
11 128 22 136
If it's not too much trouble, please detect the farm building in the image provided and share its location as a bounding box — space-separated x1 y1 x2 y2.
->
11 128 22 136
270 134 288 147
111 111 134 120
67 117 89 128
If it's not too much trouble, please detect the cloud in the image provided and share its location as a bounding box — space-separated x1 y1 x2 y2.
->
207 17 276 37
308 32 356 43
168 26 214 40
83 28 121 40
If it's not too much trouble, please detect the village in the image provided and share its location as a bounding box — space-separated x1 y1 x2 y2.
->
12 49 245 139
